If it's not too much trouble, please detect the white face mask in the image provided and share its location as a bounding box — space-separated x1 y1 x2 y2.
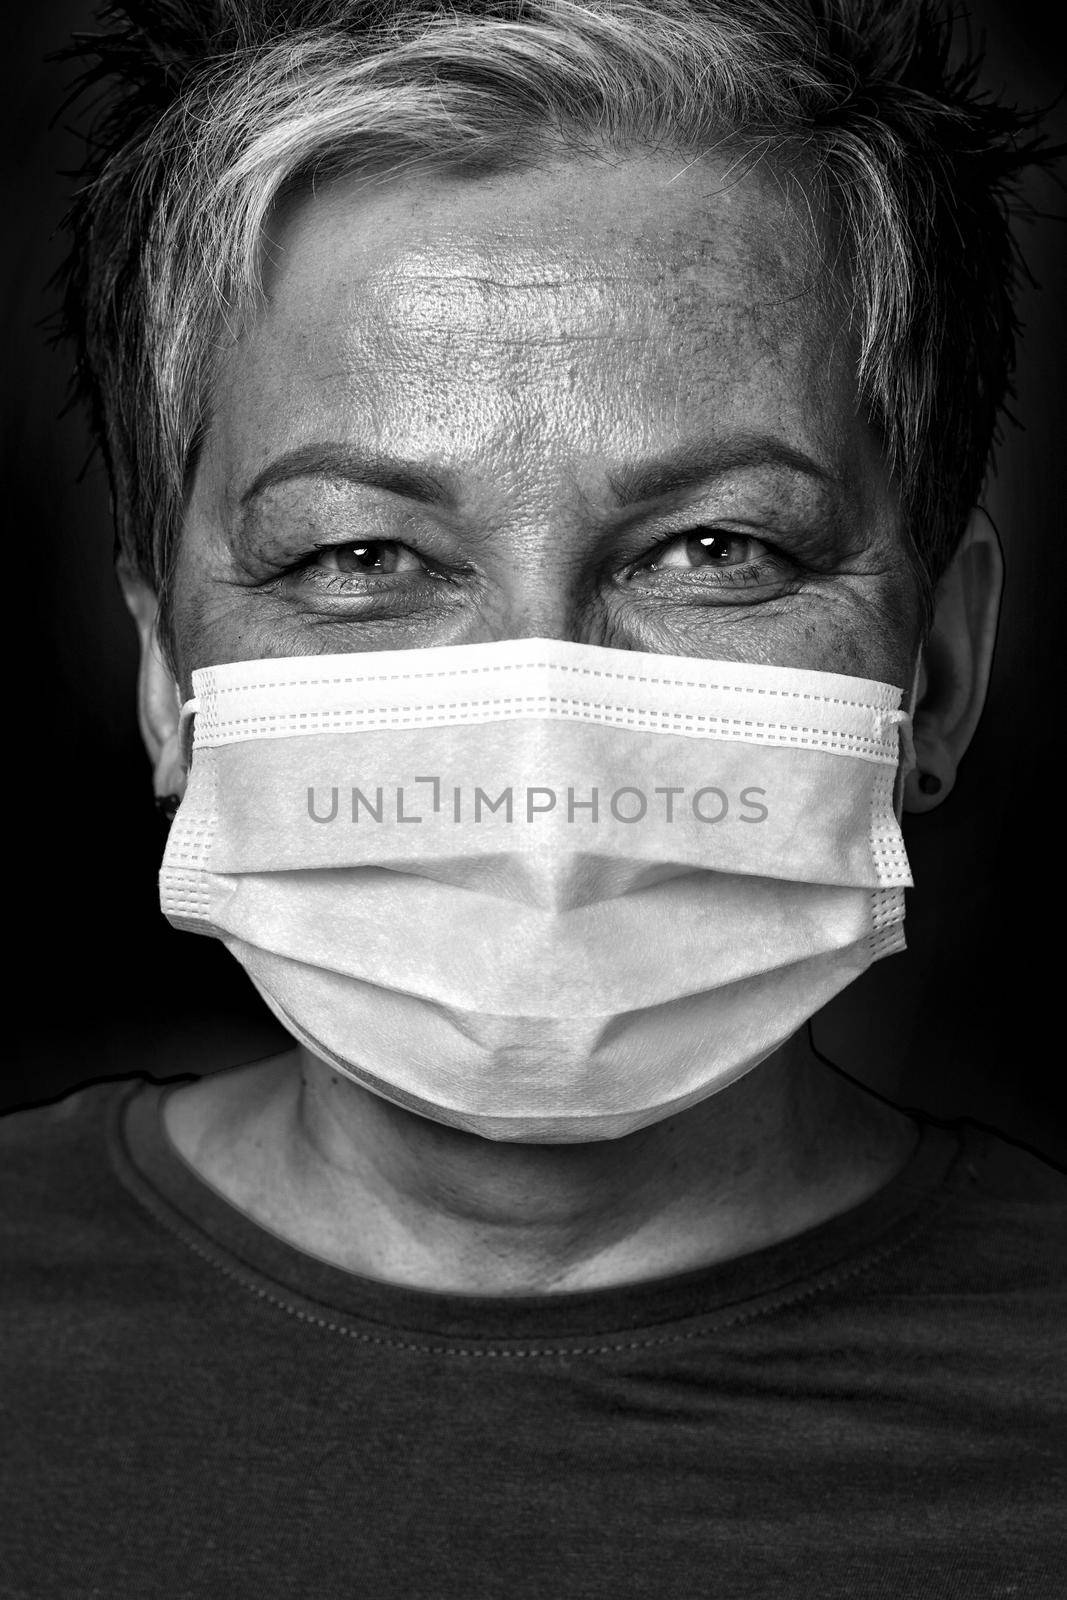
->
161 638 913 1143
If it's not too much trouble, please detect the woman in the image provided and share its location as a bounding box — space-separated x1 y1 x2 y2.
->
3 2 1064 1595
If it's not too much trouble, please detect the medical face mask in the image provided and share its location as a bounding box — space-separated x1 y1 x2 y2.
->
161 637 914 1143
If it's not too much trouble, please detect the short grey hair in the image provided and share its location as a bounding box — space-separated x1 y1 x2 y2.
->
61 0 1049 641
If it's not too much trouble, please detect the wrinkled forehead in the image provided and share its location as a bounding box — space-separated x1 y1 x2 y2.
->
254 153 834 337
203 153 858 495
309 152 804 272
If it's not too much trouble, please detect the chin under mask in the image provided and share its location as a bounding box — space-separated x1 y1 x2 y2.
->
161 637 913 1143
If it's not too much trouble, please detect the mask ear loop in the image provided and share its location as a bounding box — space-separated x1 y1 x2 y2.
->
178 697 200 772
892 653 922 820
153 698 199 829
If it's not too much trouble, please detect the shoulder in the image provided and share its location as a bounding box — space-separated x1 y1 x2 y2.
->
873 1116 1067 1311
0 1078 165 1269
943 1119 1067 1238
1 1080 127 1196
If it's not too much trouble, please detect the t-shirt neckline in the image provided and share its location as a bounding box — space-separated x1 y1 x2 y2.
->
112 1077 966 1349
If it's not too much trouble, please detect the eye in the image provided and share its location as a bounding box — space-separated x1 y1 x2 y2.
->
313 540 425 576
645 530 767 570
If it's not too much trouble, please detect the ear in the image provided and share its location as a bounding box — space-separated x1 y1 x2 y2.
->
120 569 188 801
903 508 1003 814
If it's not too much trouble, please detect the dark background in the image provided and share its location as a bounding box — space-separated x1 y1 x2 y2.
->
4 2 1066 1162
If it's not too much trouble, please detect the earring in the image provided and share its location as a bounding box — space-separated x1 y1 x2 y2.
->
917 772 943 796
154 793 181 824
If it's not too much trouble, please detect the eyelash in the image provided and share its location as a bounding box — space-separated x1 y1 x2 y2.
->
296 541 456 590
626 529 793 589
288 528 794 596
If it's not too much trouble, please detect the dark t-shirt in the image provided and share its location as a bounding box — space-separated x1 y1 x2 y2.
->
1 1078 1064 1599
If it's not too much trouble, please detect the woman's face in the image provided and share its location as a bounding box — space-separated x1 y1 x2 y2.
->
171 152 921 693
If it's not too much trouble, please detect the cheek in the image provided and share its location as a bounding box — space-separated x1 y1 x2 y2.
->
791 568 922 687
600 563 922 687
167 523 252 690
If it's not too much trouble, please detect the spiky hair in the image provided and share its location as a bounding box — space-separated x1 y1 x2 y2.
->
59 0 1051 642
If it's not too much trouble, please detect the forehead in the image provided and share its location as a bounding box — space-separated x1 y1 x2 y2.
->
205 152 856 497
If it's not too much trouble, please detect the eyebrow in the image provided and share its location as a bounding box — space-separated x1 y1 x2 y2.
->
605 435 844 505
237 432 844 515
239 444 451 510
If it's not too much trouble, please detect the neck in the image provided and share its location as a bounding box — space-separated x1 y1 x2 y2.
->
165 1035 917 1295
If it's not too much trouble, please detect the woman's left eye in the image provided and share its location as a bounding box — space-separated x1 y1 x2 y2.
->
644 530 768 570
312 540 425 576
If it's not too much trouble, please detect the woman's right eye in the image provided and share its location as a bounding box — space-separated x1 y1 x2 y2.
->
312 540 426 576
